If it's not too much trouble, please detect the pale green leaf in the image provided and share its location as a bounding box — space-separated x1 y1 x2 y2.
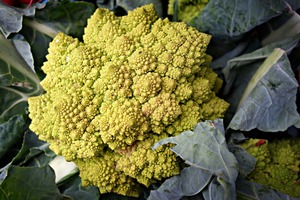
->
190 0 288 38
148 166 212 200
228 48 300 132
153 119 239 200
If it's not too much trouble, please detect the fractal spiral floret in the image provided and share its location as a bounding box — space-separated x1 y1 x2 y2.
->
28 4 229 196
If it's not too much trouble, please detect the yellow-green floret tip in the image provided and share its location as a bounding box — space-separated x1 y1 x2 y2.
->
240 138 300 198
28 4 229 197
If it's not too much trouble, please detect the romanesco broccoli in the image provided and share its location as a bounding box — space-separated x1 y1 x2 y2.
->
240 138 300 198
28 4 229 197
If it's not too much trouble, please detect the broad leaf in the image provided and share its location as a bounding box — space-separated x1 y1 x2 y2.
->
58 174 100 200
189 0 289 38
0 4 22 38
0 165 63 200
148 166 212 200
12 130 55 166
202 178 224 200
0 33 42 123
228 133 256 178
236 178 300 200
222 34 300 122
0 115 26 165
228 48 300 132
153 119 239 200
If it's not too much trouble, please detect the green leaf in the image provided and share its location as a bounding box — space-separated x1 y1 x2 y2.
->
189 0 288 38
12 131 55 166
236 178 300 200
228 146 256 178
228 48 300 132
58 174 100 200
0 165 63 200
0 33 43 122
0 115 26 164
148 166 212 200
153 119 239 200
222 34 300 122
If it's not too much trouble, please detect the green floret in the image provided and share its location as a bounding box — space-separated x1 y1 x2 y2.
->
240 138 300 198
116 133 180 187
75 150 140 197
168 0 209 23
28 4 229 197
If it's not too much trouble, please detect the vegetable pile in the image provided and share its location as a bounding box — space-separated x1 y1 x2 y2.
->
1 0 300 199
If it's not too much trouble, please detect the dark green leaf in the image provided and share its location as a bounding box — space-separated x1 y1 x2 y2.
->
58 174 100 200
0 165 63 200
228 143 256 178
12 131 55 166
153 119 239 200
190 0 288 38
148 166 212 200
0 33 43 122
228 48 300 132
236 178 300 200
0 115 26 161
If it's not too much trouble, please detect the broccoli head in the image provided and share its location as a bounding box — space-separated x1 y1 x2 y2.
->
240 138 300 198
28 4 229 197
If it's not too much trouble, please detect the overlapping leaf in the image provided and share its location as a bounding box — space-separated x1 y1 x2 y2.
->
153 119 239 200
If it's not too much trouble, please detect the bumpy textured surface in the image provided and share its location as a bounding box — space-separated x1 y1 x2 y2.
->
240 138 300 198
28 4 229 196
168 0 209 23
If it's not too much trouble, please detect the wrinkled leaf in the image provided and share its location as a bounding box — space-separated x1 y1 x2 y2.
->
148 166 212 200
190 0 288 38
236 178 300 200
228 48 300 132
0 165 63 200
153 119 239 200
